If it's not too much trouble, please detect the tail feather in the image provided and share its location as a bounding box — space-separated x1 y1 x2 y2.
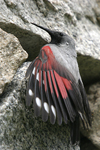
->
70 116 80 144
78 79 91 126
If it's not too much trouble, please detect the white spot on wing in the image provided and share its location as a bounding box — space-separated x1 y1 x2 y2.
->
44 102 49 113
29 89 34 96
51 105 56 117
43 80 44 84
32 67 36 75
36 72 39 81
36 97 41 108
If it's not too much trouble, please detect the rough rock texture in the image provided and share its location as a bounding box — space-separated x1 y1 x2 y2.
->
0 28 28 95
0 0 100 149
80 135 100 150
0 0 100 85
0 62 79 150
93 0 100 24
81 82 100 149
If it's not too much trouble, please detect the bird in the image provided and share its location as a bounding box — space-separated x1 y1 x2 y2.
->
25 23 91 144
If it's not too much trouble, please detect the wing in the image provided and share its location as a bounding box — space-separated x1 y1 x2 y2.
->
26 46 88 126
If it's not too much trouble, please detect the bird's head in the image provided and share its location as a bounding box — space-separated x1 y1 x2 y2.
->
31 23 76 56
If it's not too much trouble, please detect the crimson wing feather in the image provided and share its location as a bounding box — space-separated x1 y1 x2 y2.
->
47 70 62 125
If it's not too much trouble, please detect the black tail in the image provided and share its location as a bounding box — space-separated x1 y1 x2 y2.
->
70 116 80 144
78 79 91 127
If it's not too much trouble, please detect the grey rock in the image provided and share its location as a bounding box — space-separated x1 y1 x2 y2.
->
93 0 100 24
81 82 100 149
77 55 100 85
0 28 28 95
0 62 80 150
0 0 100 85
80 136 100 150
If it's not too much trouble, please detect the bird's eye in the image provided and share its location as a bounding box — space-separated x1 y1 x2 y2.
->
66 42 69 46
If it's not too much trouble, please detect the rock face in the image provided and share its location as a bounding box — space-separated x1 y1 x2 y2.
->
0 0 100 85
81 82 100 149
0 0 100 149
0 28 28 95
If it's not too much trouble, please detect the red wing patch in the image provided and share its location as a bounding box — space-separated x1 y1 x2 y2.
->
26 45 85 125
61 78 72 90
54 70 68 99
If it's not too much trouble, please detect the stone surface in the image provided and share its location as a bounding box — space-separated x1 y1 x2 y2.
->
0 62 80 150
81 82 100 149
0 28 28 95
0 0 99 59
0 0 100 86
80 135 100 150
93 0 100 24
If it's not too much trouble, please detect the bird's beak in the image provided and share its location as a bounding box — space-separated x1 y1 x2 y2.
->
31 23 54 37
